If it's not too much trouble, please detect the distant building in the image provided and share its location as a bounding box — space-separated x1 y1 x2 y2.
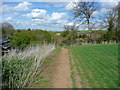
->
56 33 61 36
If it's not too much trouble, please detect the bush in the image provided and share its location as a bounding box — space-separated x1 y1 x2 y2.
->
9 30 53 49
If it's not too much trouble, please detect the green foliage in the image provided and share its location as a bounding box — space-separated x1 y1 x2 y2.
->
61 25 80 45
1 22 14 35
79 34 86 38
67 44 118 88
9 30 53 49
27 28 31 31
100 30 120 42
2 58 34 88
61 30 70 37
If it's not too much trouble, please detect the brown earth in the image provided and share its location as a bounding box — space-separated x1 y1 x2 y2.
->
52 48 72 88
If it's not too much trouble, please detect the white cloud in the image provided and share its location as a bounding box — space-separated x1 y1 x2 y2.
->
4 17 13 21
66 22 81 27
92 11 99 15
32 18 41 22
67 22 74 26
65 2 76 10
56 20 68 24
101 8 110 13
14 2 32 11
13 5 68 30
23 9 47 19
29 11 68 26
51 12 67 20
1 2 32 14
32 18 68 26
14 12 19 15
1 5 13 13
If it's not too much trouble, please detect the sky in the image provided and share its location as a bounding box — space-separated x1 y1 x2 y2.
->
1 0 119 31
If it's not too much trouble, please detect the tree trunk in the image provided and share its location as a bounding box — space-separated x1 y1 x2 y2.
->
87 20 91 43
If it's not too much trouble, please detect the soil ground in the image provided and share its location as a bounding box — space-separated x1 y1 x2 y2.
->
52 48 72 88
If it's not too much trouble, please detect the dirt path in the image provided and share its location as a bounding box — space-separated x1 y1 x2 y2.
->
52 48 72 88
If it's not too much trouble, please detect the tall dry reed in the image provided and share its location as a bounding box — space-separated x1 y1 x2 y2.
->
1 44 55 88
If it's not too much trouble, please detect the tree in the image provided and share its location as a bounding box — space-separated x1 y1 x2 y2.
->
61 24 79 45
27 28 31 31
118 2 120 31
10 30 53 49
72 1 97 43
100 9 117 32
99 4 119 43
61 25 70 37
1 22 14 35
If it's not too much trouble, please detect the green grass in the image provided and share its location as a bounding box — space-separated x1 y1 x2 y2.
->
31 47 61 88
69 53 77 88
66 44 118 88
2 45 55 88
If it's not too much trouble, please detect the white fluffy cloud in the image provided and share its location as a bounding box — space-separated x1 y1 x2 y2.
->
32 18 68 26
67 22 74 26
2 2 32 13
4 17 13 21
14 2 32 11
23 9 47 19
66 22 81 27
24 9 68 25
65 2 76 10
2 2 68 30
51 12 67 20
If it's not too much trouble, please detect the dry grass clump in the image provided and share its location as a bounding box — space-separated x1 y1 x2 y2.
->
1 44 55 88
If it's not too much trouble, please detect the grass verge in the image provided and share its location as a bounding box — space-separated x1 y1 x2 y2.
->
31 47 61 88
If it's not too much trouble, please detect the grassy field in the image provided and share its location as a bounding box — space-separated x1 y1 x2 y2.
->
66 44 118 88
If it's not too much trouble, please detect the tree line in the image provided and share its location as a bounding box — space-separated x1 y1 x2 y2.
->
1 1 119 48
1 22 56 49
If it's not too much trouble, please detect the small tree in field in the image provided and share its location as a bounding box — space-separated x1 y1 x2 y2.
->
62 24 78 45
72 1 97 43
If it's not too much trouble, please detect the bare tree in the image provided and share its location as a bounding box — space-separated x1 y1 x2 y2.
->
72 1 97 43
99 9 118 32
98 5 119 43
